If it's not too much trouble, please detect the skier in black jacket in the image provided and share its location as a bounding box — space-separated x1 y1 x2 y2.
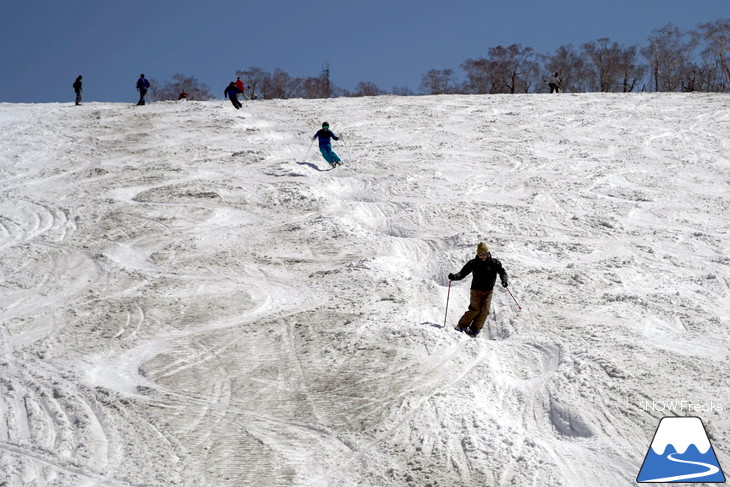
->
448 242 508 336
73 75 82 105
224 82 242 109
136 74 150 105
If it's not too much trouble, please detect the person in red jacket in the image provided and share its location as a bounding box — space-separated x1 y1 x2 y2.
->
234 77 245 99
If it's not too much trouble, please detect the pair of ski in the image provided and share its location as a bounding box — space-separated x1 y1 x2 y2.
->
329 161 343 169
455 324 480 338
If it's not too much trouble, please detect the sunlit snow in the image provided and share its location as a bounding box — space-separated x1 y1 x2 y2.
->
1 93 728 486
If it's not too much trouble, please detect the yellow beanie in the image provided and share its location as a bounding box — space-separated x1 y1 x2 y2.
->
476 242 489 254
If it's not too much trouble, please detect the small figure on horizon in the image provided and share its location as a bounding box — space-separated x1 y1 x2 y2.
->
313 122 342 167
546 72 561 93
224 82 243 109
448 242 509 337
178 89 188 100
136 74 150 105
73 75 83 105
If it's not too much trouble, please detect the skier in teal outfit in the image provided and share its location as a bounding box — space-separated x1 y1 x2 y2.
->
313 122 342 167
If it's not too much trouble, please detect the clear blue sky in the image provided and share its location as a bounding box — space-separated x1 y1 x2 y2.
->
1 0 728 103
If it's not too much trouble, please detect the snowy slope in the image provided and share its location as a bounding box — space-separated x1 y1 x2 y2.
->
0 93 728 487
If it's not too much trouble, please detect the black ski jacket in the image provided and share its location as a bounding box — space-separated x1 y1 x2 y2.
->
452 256 508 291
224 83 241 98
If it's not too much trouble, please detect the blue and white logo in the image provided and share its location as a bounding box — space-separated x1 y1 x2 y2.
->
637 416 726 483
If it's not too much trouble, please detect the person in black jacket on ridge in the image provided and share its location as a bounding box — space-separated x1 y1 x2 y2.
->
73 75 83 105
448 242 508 336
136 74 150 105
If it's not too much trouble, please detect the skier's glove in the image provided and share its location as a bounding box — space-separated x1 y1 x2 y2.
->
448 273 455 281
501 280 508 288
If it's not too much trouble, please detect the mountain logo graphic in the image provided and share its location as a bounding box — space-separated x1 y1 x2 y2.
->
637 416 726 483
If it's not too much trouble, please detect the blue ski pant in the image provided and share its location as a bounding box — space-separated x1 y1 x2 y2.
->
319 145 341 164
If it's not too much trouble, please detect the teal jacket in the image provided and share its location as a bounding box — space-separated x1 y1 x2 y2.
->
313 129 339 148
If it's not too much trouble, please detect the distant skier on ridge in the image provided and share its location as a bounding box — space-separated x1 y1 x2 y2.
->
448 242 509 337
313 122 342 167
73 75 83 106
546 72 561 93
224 82 243 109
136 74 150 105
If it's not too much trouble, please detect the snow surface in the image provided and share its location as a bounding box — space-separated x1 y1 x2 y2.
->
0 93 729 486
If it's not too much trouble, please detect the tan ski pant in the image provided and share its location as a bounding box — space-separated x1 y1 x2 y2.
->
457 289 493 331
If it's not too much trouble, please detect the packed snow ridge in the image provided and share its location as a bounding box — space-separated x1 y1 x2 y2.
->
0 92 728 487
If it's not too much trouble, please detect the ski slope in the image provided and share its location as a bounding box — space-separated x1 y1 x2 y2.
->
0 92 728 486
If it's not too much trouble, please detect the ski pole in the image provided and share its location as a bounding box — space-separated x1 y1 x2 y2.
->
303 138 314 162
505 287 522 310
341 135 354 164
443 280 452 327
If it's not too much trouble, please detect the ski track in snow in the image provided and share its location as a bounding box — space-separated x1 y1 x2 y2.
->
0 93 728 486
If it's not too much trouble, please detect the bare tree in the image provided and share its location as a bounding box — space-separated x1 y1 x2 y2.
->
641 23 697 92
268 69 298 98
582 38 618 91
391 86 414 96
582 38 645 92
693 19 730 91
301 75 331 98
542 44 592 92
420 68 458 94
618 45 646 92
235 67 271 99
487 44 540 93
154 73 214 101
460 58 493 93
462 45 539 94
352 81 383 97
